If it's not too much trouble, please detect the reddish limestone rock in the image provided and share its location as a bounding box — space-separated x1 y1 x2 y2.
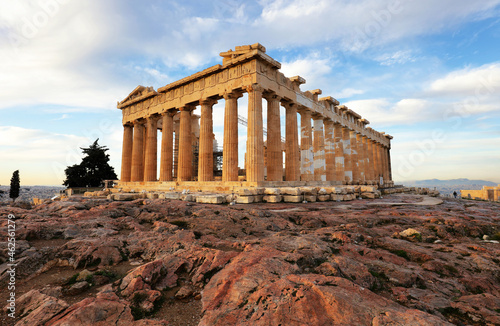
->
7 290 68 326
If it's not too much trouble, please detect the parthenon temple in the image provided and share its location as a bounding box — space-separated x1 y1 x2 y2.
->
116 44 394 194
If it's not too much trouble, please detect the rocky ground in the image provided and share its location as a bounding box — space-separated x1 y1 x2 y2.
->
0 194 499 326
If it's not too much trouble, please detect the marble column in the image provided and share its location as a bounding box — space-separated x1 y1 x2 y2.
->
299 109 314 181
142 124 147 180
324 120 335 182
350 131 360 184
376 143 384 185
334 123 345 182
356 133 365 184
381 145 389 185
144 115 159 182
342 127 353 184
313 116 326 181
264 93 283 182
120 124 133 182
173 119 179 179
371 140 380 184
160 111 174 182
387 147 392 182
246 84 264 182
362 136 372 183
198 99 217 181
131 121 145 182
178 106 194 181
285 102 300 181
222 92 241 182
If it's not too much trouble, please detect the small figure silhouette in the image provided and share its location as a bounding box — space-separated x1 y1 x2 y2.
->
453 191 457 198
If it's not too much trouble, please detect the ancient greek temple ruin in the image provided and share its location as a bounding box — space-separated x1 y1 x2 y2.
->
116 44 393 193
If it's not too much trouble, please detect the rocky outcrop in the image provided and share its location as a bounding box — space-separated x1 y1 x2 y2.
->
1 194 499 325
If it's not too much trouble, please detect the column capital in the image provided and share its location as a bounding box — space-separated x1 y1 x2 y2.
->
161 109 177 117
199 98 218 106
179 105 196 112
281 100 297 110
223 90 244 100
263 91 281 102
297 106 312 115
133 118 146 125
147 113 160 121
246 83 265 94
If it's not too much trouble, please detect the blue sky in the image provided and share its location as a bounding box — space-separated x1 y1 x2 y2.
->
1 0 499 185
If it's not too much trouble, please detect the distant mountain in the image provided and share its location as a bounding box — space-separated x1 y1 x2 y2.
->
401 179 498 187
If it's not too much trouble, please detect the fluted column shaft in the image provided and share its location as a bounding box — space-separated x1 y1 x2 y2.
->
198 99 217 181
121 124 133 182
334 123 345 182
313 117 326 181
350 131 360 184
131 121 145 182
178 106 194 181
144 115 158 182
222 92 241 182
342 127 353 184
381 145 388 185
387 147 392 182
265 93 283 182
246 84 264 182
324 120 335 181
356 133 365 183
362 136 372 183
299 109 314 181
285 102 300 181
371 140 380 183
160 112 174 181
173 120 179 178
376 143 384 184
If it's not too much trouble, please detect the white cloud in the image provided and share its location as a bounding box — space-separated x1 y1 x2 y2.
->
337 88 365 99
280 53 335 91
427 62 500 98
375 50 416 66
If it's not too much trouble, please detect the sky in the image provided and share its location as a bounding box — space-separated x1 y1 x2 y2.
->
1 0 499 186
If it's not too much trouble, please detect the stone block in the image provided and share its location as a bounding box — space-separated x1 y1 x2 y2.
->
318 195 331 202
304 195 317 202
360 192 376 199
255 188 265 195
318 188 328 195
281 187 302 196
182 194 196 202
300 187 318 195
161 193 182 200
343 194 355 201
283 195 303 203
147 193 159 199
330 194 342 201
361 186 377 192
263 195 282 203
264 188 281 195
112 193 141 201
196 195 225 204
236 196 254 204
345 187 355 194
236 188 257 196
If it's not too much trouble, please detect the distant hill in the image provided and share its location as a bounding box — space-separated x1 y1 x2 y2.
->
397 179 498 196
401 179 498 187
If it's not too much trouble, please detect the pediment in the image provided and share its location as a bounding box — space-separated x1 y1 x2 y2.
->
118 85 157 109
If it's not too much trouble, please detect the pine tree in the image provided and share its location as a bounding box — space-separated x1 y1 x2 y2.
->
9 170 20 202
63 139 118 188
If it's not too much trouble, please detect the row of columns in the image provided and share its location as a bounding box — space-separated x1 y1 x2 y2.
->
121 84 392 185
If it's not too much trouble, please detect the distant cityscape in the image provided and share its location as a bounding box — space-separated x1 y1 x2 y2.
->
0 185 65 203
400 179 498 197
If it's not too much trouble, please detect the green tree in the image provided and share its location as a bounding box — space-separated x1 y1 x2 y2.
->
9 170 20 202
63 139 118 188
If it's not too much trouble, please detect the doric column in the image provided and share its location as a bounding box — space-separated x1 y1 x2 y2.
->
173 118 179 179
324 120 335 181
144 115 159 182
342 127 353 184
356 133 365 184
246 84 265 182
362 136 372 183
334 123 345 182
222 92 242 182
131 120 145 182
285 102 300 181
142 124 147 180
387 147 392 182
381 145 388 185
264 93 283 182
376 143 384 185
178 106 194 181
299 109 314 181
198 98 217 182
371 140 380 183
120 123 133 182
160 111 174 182
313 116 326 181
350 131 360 184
